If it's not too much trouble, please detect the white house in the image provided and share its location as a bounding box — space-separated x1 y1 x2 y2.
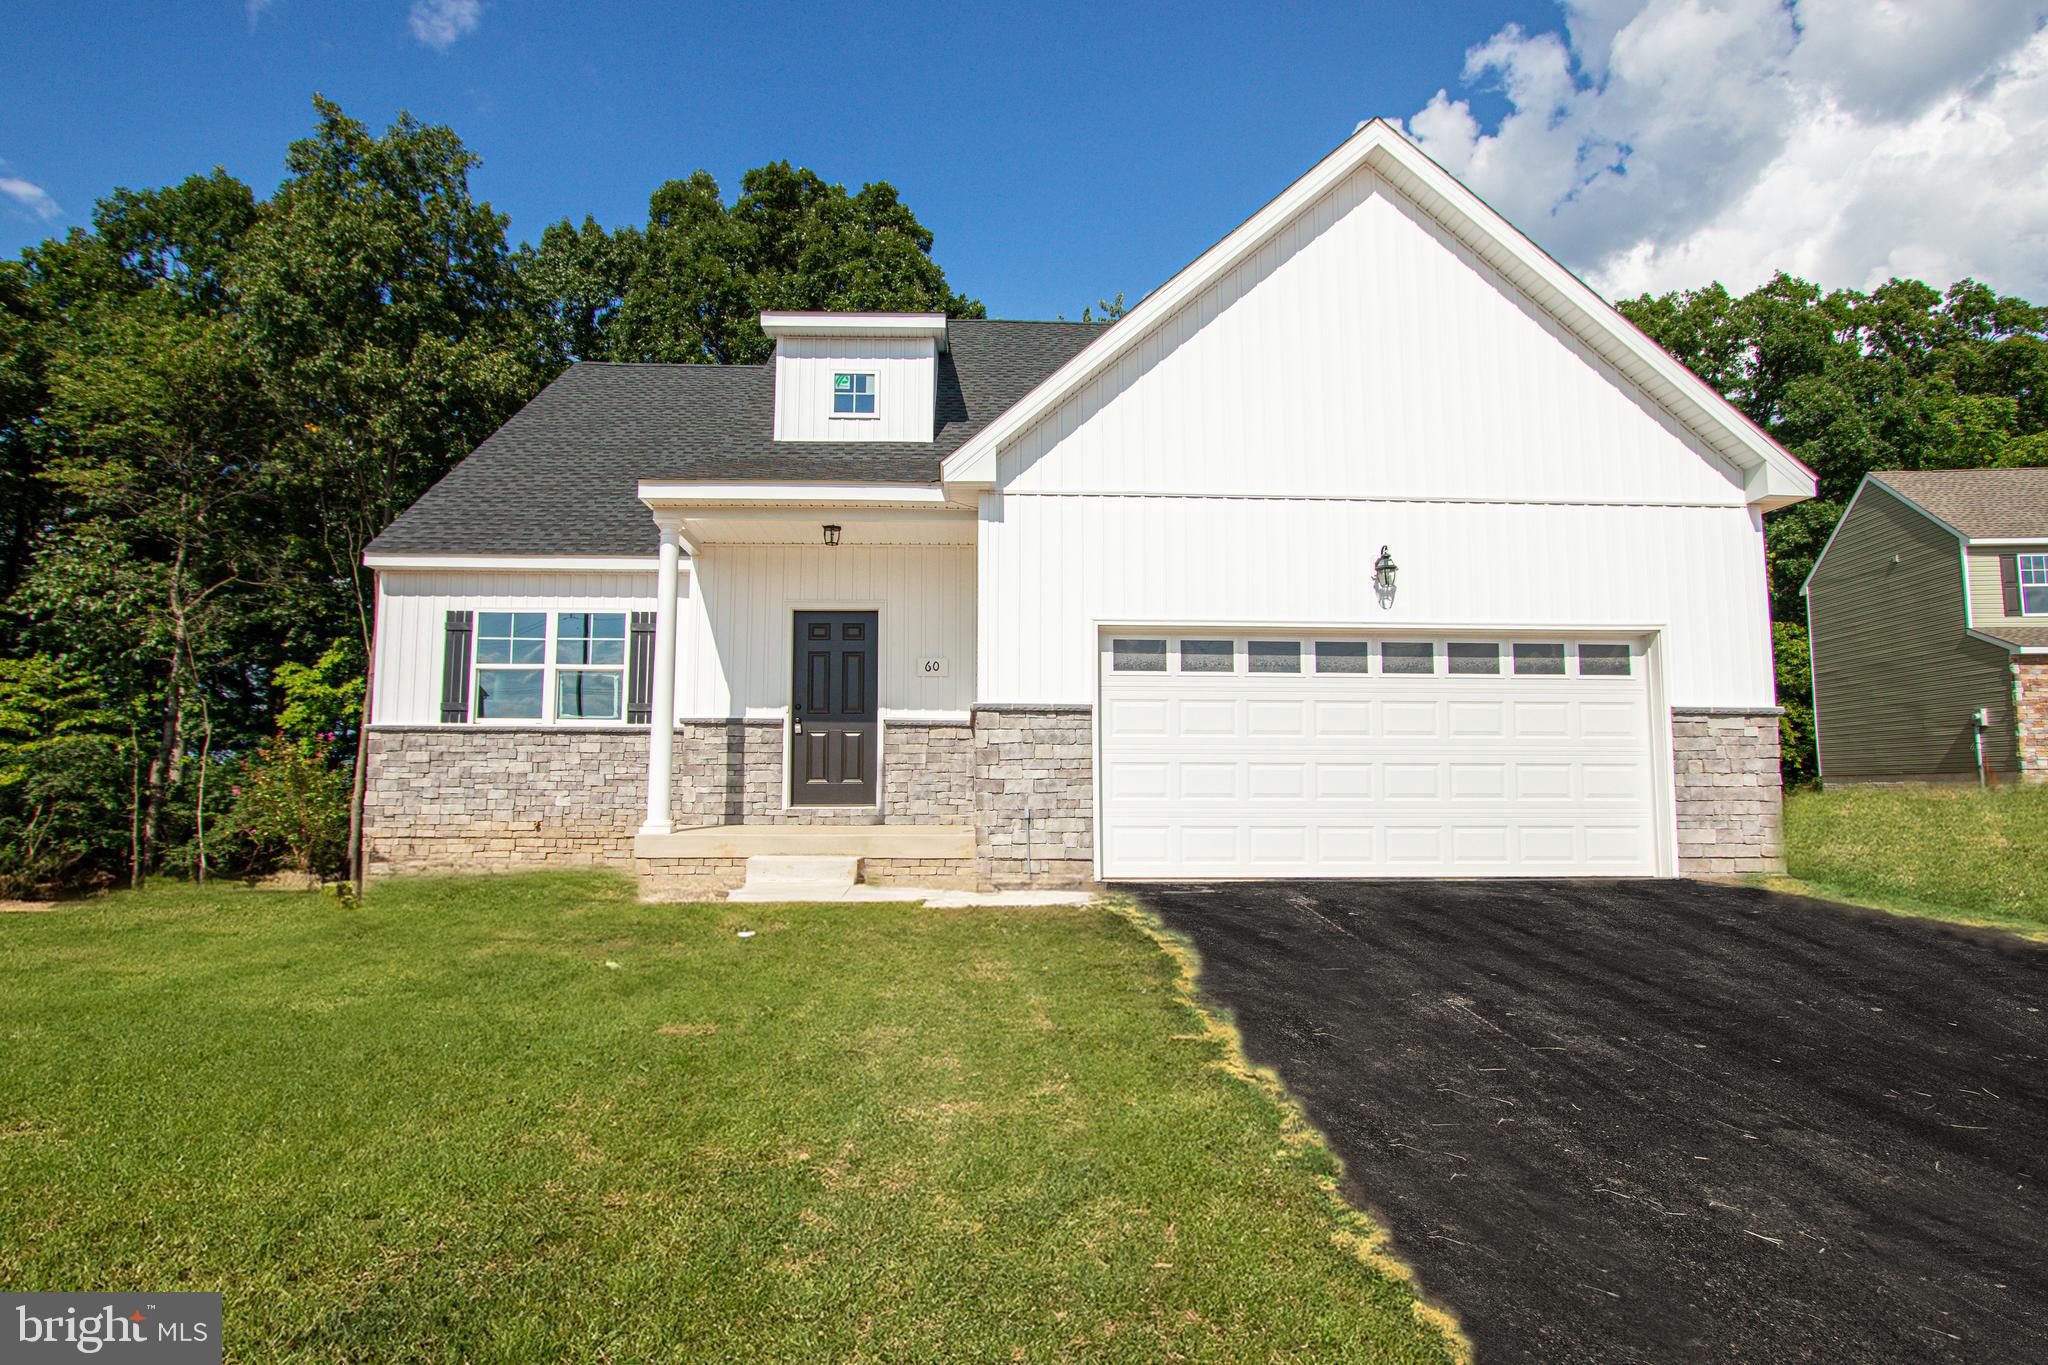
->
362 120 1814 897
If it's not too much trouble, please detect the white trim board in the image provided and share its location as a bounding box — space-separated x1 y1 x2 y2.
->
940 119 1813 512
366 553 668 574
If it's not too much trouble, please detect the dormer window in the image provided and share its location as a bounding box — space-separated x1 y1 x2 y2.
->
832 372 876 417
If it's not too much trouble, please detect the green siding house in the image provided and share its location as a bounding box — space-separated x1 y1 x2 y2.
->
1804 469 2048 784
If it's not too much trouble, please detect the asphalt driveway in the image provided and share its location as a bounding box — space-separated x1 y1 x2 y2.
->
1130 879 2048 1363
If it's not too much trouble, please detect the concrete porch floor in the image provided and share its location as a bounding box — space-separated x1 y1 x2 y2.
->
632 823 976 861
633 823 1094 906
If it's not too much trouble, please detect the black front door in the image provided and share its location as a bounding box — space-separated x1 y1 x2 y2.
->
790 611 878 806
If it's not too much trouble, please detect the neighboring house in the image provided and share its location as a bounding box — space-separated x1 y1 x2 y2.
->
362 119 1815 896
1803 468 2048 785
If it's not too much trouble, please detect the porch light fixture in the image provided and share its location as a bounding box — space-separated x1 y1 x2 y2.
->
1372 545 1399 607
822 524 841 547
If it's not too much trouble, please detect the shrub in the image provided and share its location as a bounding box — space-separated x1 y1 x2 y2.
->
225 738 351 879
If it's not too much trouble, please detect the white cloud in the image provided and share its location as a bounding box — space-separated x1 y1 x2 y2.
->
409 0 481 50
245 0 274 28
1403 1 2048 300
0 170 61 222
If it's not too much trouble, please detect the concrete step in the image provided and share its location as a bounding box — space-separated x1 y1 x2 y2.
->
725 855 861 903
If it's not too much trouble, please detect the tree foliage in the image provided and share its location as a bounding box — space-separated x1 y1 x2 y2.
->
519 161 984 367
0 96 984 893
1619 275 2048 780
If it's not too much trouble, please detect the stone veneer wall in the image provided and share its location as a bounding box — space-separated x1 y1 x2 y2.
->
364 727 650 876
972 705 1095 889
1670 709 1785 875
2018 660 2048 784
365 719 978 877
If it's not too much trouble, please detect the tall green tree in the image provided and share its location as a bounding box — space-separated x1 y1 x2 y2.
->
26 301 279 876
234 97 547 881
519 161 984 366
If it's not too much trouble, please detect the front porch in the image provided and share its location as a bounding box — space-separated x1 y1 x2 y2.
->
633 822 977 901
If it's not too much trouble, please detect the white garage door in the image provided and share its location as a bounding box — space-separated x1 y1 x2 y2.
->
1097 633 1662 878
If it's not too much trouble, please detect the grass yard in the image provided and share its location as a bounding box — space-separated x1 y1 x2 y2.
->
0 873 1456 1363
1773 783 2048 937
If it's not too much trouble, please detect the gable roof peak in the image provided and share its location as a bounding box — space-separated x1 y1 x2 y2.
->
940 118 1814 511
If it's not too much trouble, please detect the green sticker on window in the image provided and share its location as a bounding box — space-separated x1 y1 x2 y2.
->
834 373 852 391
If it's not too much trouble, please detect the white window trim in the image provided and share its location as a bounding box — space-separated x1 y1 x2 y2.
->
831 370 878 420
2020 552 2048 617
470 610 632 727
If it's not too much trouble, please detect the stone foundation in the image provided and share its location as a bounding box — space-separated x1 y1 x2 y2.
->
363 727 649 876
1671 709 1785 876
971 705 1096 889
860 857 979 890
366 719 981 877
632 855 747 903
2018 660 2048 784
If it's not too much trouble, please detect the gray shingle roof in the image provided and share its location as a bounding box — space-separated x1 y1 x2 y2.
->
369 318 1103 557
1976 624 2048 651
1871 469 2048 540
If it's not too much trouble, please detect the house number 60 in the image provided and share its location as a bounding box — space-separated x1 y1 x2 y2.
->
919 656 949 678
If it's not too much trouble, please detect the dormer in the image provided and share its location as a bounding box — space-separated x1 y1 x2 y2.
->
762 311 947 443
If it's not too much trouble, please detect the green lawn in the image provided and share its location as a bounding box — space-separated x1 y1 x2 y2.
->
1773 783 2048 936
0 874 1457 1363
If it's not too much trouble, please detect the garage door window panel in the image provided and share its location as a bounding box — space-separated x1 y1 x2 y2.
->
1448 643 1500 675
1578 643 1632 676
1382 642 1435 675
1514 643 1567 675
1179 639 1235 673
1248 641 1301 673
1112 639 1166 672
1316 641 1370 674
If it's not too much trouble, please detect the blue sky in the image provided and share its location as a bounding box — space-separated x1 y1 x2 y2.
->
9 3 2048 312
1 1 1548 319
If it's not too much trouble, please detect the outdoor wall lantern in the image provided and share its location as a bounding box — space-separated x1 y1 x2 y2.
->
822 524 842 547
1372 544 1399 608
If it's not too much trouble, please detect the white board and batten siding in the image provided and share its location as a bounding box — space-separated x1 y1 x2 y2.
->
976 162 1776 712
772 336 937 443
680 545 974 717
373 569 663 726
374 546 977 725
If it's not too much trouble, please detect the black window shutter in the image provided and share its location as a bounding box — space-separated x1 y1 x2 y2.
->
626 611 657 724
2000 554 2022 617
440 610 474 723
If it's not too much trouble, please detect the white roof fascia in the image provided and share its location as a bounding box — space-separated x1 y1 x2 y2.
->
637 480 955 507
365 553 669 573
941 119 1815 512
759 311 949 351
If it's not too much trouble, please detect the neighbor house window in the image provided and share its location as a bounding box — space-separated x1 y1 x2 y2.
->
475 611 546 719
1578 643 1632 676
832 372 876 415
2022 553 2048 615
556 612 626 719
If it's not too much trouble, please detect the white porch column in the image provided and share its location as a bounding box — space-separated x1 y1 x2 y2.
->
641 522 682 835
